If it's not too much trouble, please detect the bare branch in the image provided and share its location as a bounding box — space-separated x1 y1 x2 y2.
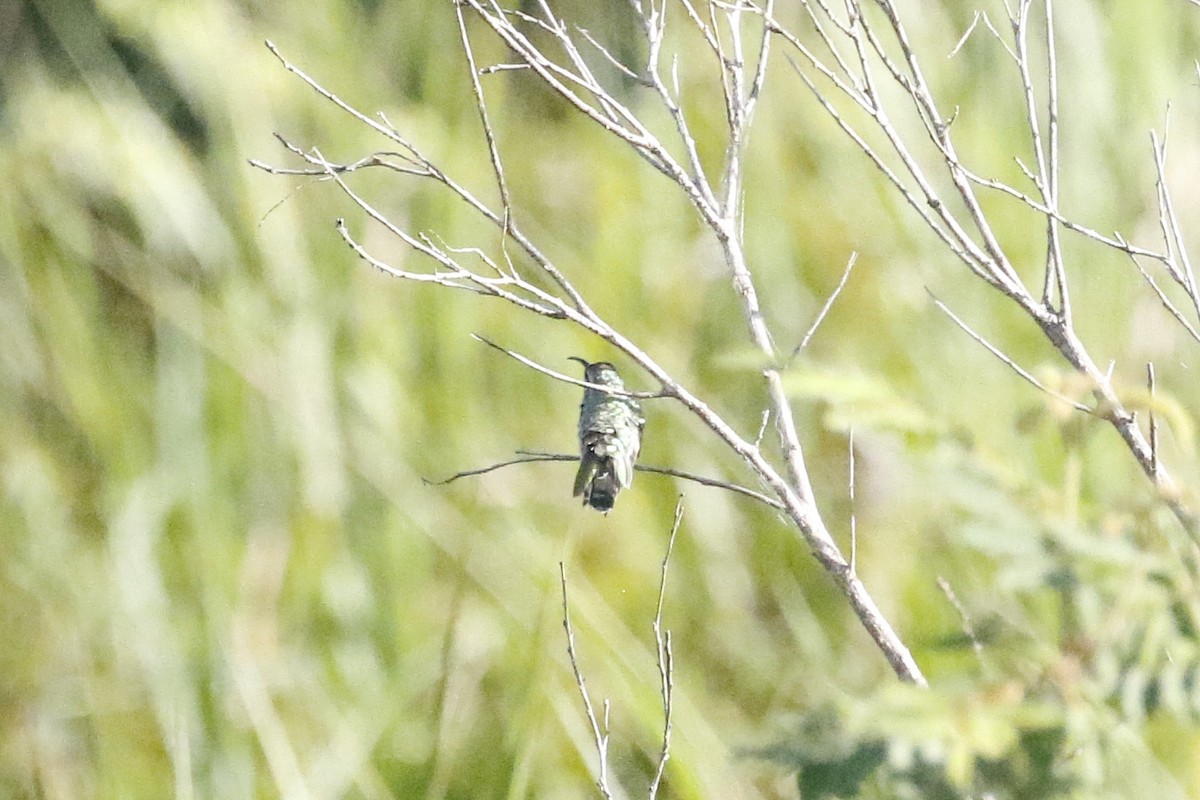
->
559 564 613 800
746 0 775 116
577 27 642 82
429 450 787 511
789 251 858 362
264 3 927 685
764 2 1200 539
778 53 1004 291
1040 0 1069 316
1125 251 1200 345
947 11 982 59
458 5 922 679
464 0 685 186
636 0 718 210
423 454 560 485
677 0 721 52
853 0 1026 294
258 41 595 313
262 40 414 151
1151 125 1200 323
249 139 432 179
649 499 684 799
753 409 771 448
455 1 514 236
928 292 1092 414
1008 0 1069 316
471 334 663 399
979 10 1018 61
936 576 985 664
962 167 1172 264
1148 363 1160 481
848 426 858 577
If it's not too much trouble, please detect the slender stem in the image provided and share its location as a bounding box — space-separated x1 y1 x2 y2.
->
559 564 613 800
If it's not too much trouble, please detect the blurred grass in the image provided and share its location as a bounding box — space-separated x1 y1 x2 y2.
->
3 0 1200 798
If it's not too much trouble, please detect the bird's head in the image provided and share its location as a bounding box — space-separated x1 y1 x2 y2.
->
568 356 624 388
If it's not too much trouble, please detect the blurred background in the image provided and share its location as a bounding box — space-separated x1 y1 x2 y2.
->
3 0 1200 797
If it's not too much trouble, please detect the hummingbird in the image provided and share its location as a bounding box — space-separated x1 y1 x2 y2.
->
568 357 645 512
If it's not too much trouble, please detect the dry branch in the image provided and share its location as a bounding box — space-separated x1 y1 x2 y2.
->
256 5 934 683
767 0 1199 538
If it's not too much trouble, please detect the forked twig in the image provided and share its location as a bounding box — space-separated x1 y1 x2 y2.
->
649 499 684 798
559 563 613 799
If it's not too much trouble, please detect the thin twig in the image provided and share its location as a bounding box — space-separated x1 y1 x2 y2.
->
777 52 1003 291
869 0 1027 293
637 0 718 210
471 334 662 399
1039 0 1070 319
928 291 1091 414
936 576 985 663
947 11 982 59
963 165 1171 264
249 143 432 179
455 1 517 272
1148 363 1159 480
258 40 594 313
577 27 642 82
848 426 857 576
423 454 561 485
1124 251 1200 345
428 450 787 511
979 9 1018 61
753 409 771 448
1151 125 1200 323
479 63 530 74
559 564 613 800
789 251 858 362
463 0 706 212
649 499 684 799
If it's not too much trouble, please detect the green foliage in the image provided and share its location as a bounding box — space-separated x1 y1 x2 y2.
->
750 690 1069 800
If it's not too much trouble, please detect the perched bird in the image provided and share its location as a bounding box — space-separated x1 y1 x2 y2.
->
568 357 645 512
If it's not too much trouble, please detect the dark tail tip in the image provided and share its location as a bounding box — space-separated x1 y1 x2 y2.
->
587 491 616 512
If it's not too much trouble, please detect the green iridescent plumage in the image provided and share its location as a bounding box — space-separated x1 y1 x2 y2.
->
568 357 645 512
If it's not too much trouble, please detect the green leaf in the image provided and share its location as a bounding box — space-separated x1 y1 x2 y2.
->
796 742 887 800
